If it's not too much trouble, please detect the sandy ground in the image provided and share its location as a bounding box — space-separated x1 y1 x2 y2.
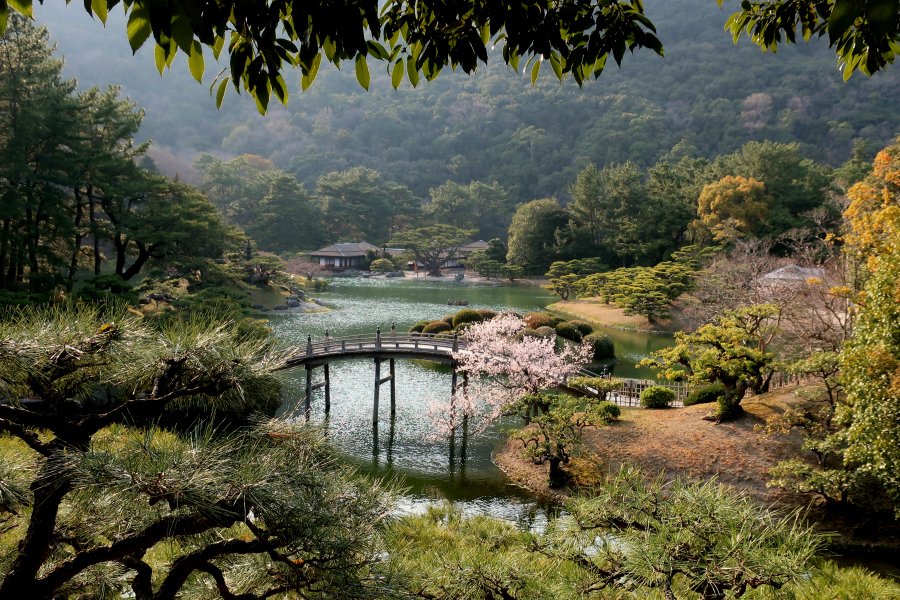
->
495 386 807 503
547 298 688 333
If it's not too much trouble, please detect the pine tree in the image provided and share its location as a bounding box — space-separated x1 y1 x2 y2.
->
0 16 80 295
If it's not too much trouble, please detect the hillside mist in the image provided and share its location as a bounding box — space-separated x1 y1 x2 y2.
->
34 0 900 203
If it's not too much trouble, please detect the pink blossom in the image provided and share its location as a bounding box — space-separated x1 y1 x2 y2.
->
433 314 593 435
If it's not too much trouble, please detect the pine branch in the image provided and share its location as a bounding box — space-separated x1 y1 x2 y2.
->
0 416 51 456
79 381 233 435
35 505 247 596
155 538 274 600
118 555 153 600
0 404 57 433
197 561 292 600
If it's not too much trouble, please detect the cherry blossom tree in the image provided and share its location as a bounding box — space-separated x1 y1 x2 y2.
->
428 315 593 437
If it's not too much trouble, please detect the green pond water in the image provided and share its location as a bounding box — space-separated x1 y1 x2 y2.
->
266 277 673 523
265 280 900 578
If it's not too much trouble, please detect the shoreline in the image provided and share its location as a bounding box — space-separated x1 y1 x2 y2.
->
547 305 674 335
332 272 547 287
493 386 900 556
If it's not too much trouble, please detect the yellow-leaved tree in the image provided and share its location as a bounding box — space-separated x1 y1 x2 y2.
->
692 175 768 243
840 137 900 511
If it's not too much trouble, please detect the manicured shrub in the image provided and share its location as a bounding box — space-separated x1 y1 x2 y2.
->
408 320 432 334
583 333 615 360
499 311 523 319
524 312 554 329
640 385 675 409
422 321 453 335
476 309 497 320
441 315 455 325
595 401 622 421
369 258 394 272
534 326 556 339
555 321 583 342
684 382 726 407
515 329 541 341
569 319 594 336
452 308 485 329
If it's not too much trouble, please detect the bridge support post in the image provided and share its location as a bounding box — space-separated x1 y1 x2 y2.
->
324 363 330 413
451 364 458 405
305 364 312 415
373 358 381 423
389 358 396 416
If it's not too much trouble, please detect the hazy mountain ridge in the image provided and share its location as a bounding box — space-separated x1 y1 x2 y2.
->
34 0 900 201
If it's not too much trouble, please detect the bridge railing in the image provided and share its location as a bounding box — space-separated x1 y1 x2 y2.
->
298 331 468 358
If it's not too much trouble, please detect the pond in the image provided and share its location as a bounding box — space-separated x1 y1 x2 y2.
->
266 277 673 524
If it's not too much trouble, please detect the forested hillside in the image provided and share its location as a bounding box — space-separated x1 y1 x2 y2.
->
34 0 900 206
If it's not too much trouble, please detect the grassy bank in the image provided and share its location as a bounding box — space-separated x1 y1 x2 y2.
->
547 297 686 333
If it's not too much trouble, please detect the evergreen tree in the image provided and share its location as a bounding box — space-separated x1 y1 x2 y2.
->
506 198 568 274
0 16 80 296
316 166 418 243
0 306 397 599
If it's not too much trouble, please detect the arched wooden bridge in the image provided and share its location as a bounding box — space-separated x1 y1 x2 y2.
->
282 324 616 423
283 324 469 422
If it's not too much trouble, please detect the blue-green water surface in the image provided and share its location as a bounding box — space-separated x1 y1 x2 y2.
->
266 277 671 523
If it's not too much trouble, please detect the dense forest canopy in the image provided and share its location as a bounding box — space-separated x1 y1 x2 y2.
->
8 0 900 106
32 0 900 208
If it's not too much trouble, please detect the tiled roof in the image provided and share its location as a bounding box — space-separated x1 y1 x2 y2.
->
760 265 826 281
310 241 381 257
461 240 488 252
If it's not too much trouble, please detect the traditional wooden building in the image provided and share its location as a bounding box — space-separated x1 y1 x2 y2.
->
310 242 405 271
310 242 380 271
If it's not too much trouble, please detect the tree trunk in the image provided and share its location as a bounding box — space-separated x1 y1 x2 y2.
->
0 219 10 290
66 189 85 292
120 242 152 281
663 581 678 600
547 457 566 488
89 186 101 276
0 466 72 599
114 232 127 278
25 207 39 276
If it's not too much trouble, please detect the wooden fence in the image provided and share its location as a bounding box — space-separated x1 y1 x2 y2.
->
580 371 816 409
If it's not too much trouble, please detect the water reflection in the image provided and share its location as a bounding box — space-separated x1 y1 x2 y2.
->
268 278 671 524
270 278 558 522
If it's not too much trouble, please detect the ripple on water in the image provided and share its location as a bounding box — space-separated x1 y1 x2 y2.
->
269 278 557 523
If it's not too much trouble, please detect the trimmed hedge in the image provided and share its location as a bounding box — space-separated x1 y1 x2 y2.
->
524 312 556 329
569 320 594 336
369 258 394 272
640 386 675 409
408 320 432 334
476 309 497 320
452 309 485 329
684 383 726 407
555 321 583 342
596 401 622 421
441 315 455 325
584 333 615 360
534 326 556 339
422 321 453 334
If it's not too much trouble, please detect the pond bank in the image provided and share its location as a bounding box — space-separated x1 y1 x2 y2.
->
547 298 687 334
494 384 900 553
